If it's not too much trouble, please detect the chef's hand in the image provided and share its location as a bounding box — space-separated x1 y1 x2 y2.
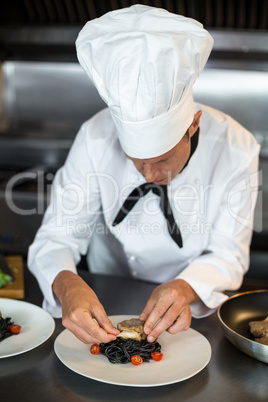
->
139 279 198 342
52 270 119 344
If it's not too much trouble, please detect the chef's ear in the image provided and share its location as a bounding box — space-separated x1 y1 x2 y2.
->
189 110 202 137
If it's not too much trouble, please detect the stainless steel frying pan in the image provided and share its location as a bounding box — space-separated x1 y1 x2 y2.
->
217 290 268 363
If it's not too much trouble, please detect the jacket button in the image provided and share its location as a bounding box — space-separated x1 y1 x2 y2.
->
129 255 136 261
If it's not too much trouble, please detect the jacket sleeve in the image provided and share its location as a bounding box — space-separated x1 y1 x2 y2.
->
176 143 260 318
28 123 102 317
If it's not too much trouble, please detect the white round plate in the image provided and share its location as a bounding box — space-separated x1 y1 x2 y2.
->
54 315 211 387
0 298 55 358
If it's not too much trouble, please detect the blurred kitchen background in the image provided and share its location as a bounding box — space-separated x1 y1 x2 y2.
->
0 0 267 279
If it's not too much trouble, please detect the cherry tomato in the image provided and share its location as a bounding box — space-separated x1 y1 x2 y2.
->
131 355 143 365
9 324 21 334
90 343 101 355
151 352 163 361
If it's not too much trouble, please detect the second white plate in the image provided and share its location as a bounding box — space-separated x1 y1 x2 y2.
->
0 298 55 358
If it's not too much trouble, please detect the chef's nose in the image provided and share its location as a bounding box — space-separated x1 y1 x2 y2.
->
143 163 158 182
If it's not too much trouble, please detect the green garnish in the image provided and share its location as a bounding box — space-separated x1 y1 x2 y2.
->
0 269 12 288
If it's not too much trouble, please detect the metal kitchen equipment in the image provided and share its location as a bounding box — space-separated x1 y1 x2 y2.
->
218 290 268 363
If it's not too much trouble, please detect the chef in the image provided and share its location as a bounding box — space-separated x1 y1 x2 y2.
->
28 5 260 345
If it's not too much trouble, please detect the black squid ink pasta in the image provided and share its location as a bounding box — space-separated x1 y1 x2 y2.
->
99 337 161 364
0 315 14 342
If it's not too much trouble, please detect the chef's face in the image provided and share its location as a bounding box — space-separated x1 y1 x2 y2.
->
128 133 191 185
127 111 202 185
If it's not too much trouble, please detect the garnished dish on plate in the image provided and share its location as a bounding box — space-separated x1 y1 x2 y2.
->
0 298 55 359
90 318 163 365
0 311 21 342
54 314 211 387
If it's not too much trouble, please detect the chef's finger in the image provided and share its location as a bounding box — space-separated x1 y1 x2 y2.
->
67 321 117 344
93 305 120 335
145 302 184 341
83 317 118 343
167 306 192 334
63 310 117 343
81 314 118 342
139 298 157 323
143 293 175 336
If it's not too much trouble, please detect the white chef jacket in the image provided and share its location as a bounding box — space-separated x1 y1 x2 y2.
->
28 103 260 318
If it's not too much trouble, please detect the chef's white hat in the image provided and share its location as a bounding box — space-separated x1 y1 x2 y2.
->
76 5 213 158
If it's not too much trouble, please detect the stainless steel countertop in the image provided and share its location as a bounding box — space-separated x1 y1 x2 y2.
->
1 267 268 402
